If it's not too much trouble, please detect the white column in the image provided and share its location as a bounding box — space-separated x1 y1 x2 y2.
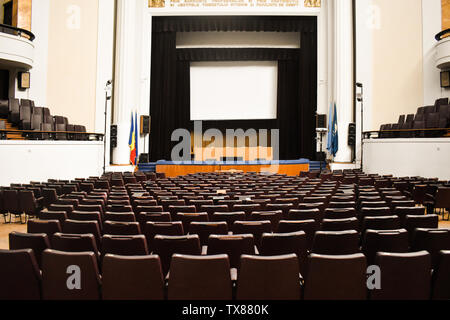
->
333 0 354 163
112 0 139 165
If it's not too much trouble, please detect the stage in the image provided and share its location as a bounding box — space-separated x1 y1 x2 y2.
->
153 159 310 177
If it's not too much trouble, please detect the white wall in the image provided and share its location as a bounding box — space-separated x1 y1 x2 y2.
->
0 141 104 186
364 138 450 180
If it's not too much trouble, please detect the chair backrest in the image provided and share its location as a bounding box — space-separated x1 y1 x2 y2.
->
144 221 184 250
101 235 149 260
188 222 228 245
232 220 272 248
52 233 99 256
27 219 62 240
104 212 136 223
210 211 246 228
42 249 101 300
312 230 360 255
404 215 440 244
103 221 141 235
361 215 401 233
321 217 359 232
9 231 51 268
432 250 450 300
411 228 450 269
0 249 42 300
168 254 232 300
370 251 431 300
176 212 209 234
62 220 101 247
362 229 409 266
102 254 164 300
277 219 318 250
153 234 201 275
207 234 255 269
236 254 301 300
304 253 367 300
249 210 282 231
260 231 308 274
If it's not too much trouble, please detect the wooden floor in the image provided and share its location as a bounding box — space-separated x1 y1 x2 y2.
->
0 215 449 250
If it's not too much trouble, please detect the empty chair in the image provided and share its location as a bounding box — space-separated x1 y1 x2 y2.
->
168 254 232 300
168 205 196 220
304 253 367 300
189 222 228 246
288 209 322 223
260 231 308 274
76 204 104 216
236 254 302 300
153 235 201 275
362 216 401 233
0 249 42 300
321 217 359 232
323 208 357 220
232 204 262 218
249 211 282 231
211 211 246 229
360 207 392 219
411 228 450 269
42 249 101 300
394 206 425 224
277 219 318 249
200 205 230 219
144 221 184 251
370 251 431 300
69 211 102 229
39 211 68 224
362 229 409 266
52 233 99 257
62 220 101 247
432 250 450 300
3 189 23 223
106 205 133 213
48 204 73 215
207 234 256 269
102 254 164 300
103 221 141 236
104 212 135 223
312 230 360 255
19 190 41 221
176 212 209 234
9 232 50 268
404 215 439 244
101 235 149 259
135 205 163 214
232 220 272 248
27 219 62 240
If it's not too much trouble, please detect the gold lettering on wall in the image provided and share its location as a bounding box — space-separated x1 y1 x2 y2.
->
149 0 165 8
304 0 320 8
443 0 450 30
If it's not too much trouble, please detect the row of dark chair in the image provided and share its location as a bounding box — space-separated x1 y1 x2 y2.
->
0 98 88 140
379 98 450 138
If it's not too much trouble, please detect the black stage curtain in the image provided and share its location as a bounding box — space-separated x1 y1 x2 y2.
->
149 16 317 162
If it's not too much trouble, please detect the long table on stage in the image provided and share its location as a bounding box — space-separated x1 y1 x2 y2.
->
155 159 310 177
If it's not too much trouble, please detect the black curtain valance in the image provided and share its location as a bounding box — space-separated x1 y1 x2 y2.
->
152 16 316 33
177 48 299 62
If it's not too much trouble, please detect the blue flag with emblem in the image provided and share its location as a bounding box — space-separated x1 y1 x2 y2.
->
327 103 339 157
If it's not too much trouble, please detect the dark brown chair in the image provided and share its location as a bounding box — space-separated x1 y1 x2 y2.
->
62 220 102 247
394 206 425 225
153 235 201 275
232 220 272 248
232 204 262 218
48 204 73 215
102 254 164 300
9 232 51 268
260 231 308 274
431 250 450 300
103 221 141 236
69 211 103 229
106 205 133 213
104 212 136 222
0 249 42 300
52 233 99 257
288 209 322 223
249 211 282 231
370 251 431 300
324 208 357 220
361 216 401 233
200 205 230 219
312 230 360 255
168 205 196 221
277 219 318 250
19 190 42 221
144 221 184 252
404 215 440 244
101 235 149 259
362 229 409 266
211 211 246 229
27 219 62 240
39 210 68 224
236 254 302 300
176 212 209 234
304 253 367 300
168 254 232 300
189 222 228 246
207 234 256 269
321 217 359 232
411 228 450 269
42 249 101 300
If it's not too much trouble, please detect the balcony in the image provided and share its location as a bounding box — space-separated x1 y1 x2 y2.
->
0 24 35 69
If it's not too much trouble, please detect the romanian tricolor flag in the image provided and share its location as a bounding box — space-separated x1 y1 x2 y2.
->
129 112 139 165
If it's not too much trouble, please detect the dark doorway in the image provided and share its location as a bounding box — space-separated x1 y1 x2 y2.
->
0 70 10 100
3 1 13 26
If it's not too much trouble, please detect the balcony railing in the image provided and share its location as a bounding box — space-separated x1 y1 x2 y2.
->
0 23 35 41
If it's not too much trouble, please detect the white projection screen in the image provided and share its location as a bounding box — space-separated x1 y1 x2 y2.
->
190 61 278 121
